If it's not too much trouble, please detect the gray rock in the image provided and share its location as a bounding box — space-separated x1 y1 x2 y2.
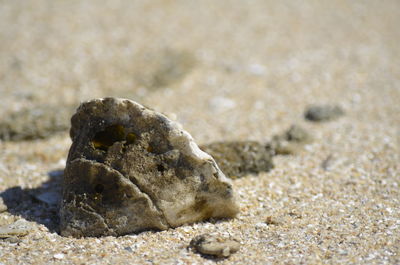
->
304 104 344 122
285 124 311 143
268 139 298 155
60 98 238 238
190 234 240 258
200 141 274 179
268 124 312 155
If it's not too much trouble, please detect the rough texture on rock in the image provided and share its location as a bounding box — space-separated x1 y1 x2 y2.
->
190 234 241 258
60 98 238 238
304 104 344 122
200 141 274 179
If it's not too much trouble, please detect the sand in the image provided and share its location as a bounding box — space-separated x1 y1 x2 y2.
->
0 0 399 264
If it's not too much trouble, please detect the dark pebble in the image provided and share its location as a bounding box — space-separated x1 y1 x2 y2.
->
304 104 344 122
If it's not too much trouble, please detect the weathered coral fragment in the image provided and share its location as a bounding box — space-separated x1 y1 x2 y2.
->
60 98 238 237
200 141 274 179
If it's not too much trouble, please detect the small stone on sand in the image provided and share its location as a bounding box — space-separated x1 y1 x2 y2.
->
285 124 312 142
268 124 312 155
190 234 241 258
304 104 344 122
0 219 33 239
53 253 65 260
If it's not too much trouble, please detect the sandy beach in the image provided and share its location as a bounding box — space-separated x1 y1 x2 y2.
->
0 1 399 264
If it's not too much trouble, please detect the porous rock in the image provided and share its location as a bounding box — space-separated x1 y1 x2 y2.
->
200 141 274 179
190 233 241 258
60 98 238 237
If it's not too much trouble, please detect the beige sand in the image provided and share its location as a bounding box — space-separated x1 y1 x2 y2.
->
0 0 399 264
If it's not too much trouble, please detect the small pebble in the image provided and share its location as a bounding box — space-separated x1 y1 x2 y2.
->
304 104 344 122
265 216 280 225
190 234 240 258
0 219 33 238
268 124 312 155
124 246 133 253
285 124 311 142
53 253 65 260
255 222 268 229
5 237 22 244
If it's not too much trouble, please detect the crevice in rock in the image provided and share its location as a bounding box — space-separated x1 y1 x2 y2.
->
109 164 171 227
80 203 113 235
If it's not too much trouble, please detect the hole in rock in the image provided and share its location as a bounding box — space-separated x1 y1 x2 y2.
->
157 164 165 172
126 133 137 144
147 145 154 153
92 125 126 151
94 184 105 193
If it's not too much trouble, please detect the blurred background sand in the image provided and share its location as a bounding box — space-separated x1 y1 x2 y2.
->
0 1 399 264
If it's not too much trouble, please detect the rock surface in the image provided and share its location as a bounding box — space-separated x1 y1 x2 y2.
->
304 104 344 122
60 98 238 237
190 234 241 258
200 141 274 178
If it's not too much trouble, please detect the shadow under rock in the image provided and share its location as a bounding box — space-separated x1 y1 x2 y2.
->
0 139 276 236
0 169 64 233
